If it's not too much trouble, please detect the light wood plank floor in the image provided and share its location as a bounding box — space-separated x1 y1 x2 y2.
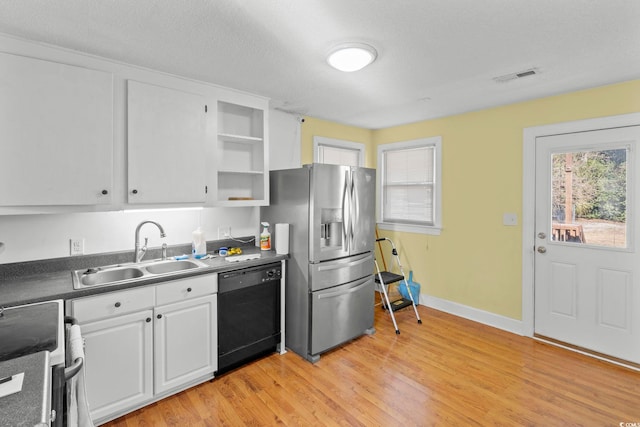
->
104 304 640 426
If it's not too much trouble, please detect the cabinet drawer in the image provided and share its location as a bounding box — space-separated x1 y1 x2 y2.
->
70 286 155 323
156 274 217 306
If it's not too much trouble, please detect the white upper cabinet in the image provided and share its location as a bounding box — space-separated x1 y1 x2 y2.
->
127 81 207 204
0 35 270 211
213 95 269 206
0 52 113 206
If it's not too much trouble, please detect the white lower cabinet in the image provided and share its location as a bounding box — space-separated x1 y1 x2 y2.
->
154 294 217 394
68 274 217 425
81 309 154 423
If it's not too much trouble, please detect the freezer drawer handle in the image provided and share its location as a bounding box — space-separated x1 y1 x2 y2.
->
317 255 370 271
317 278 370 299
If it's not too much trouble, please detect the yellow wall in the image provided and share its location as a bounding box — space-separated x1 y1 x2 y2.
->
300 117 375 167
302 80 640 320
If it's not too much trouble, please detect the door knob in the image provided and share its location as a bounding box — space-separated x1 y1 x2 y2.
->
537 246 547 254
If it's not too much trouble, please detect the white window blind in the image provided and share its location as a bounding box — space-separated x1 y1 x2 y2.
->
318 145 360 167
378 136 442 235
313 136 364 167
383 147 435 224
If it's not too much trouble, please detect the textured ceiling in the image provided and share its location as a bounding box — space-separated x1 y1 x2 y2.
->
0 0 638 129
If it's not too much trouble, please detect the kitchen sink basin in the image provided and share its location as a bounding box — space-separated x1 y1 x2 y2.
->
72 258 210 289
79 267 144 287
144 260 200 274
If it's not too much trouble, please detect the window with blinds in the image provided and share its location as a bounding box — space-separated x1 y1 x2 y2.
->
378 136 442 234
313 136 364 167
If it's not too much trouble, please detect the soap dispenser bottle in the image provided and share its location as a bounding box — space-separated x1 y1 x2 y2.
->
192 227 207 257
260 222 271 251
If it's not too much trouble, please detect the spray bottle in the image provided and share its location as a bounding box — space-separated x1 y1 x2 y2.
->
260 222 271 251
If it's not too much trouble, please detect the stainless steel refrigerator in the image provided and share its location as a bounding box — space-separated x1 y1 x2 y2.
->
261 163 376 362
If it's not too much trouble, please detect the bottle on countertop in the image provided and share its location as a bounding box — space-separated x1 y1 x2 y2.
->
260 222 271 251
192 227 207 257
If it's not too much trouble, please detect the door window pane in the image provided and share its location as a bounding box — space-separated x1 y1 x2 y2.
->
551 148 628 248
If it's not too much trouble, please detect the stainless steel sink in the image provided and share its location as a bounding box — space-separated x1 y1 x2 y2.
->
72 258 209 289
78 266 145 287
144 260 200 274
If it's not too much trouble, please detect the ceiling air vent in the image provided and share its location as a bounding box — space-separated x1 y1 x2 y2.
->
493 67 539 83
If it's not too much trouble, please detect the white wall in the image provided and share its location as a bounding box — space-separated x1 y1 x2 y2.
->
0 207 259 263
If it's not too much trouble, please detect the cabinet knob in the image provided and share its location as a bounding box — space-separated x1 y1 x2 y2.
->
101 189 108 195
114 302 121 308
157 314 162 319
146 317 151 323
131 189 138 194
187 287 192 292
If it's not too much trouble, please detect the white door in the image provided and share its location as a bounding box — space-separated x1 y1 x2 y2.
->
534 126 640 364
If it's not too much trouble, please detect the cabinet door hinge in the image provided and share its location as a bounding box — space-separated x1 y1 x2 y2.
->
204 105 208 113
205 185 208 194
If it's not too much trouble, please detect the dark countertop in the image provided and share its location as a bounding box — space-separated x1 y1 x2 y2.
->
0 242 287 307
0 351 51 426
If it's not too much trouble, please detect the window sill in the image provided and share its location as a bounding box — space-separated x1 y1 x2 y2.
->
377 222 442 236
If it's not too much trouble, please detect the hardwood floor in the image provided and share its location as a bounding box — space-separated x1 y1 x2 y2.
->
104 304 640 426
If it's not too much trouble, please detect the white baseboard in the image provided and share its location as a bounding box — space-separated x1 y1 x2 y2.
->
419 294 525 336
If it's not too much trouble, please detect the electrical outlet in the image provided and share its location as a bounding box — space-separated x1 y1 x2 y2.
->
218 226 231 239
70 238 84 256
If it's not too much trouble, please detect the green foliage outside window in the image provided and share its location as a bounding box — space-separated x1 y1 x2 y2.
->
552 149 627 223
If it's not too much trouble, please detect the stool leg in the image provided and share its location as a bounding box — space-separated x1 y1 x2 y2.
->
375 260 400 334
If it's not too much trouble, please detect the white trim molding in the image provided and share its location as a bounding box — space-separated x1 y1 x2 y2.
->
421 294 525 336
521 112 640 338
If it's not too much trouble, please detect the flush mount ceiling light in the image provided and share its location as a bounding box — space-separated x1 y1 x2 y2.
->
327 43 377 72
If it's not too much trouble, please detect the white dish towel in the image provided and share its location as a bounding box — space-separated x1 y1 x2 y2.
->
67 324 94 427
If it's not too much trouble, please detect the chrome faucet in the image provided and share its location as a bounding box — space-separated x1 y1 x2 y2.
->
134 220 166 263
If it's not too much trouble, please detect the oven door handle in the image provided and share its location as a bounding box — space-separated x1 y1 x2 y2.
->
64 316 84 382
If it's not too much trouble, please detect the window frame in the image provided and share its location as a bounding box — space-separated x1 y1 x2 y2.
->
377 136 442 235
313 136 365 167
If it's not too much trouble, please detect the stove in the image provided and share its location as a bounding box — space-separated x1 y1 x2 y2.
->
0 300 65 366
0 300 66 426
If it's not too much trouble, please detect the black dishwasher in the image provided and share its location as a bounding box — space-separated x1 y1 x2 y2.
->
217 262 281 374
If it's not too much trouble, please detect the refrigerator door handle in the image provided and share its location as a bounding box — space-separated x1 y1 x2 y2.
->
341 169 350 252
351 169 359 247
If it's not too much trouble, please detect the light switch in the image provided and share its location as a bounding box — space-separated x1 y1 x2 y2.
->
503 213 518 226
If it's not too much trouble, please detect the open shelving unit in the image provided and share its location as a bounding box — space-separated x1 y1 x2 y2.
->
215 100 268 206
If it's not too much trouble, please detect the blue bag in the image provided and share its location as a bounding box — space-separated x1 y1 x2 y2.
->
398 271 420 303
